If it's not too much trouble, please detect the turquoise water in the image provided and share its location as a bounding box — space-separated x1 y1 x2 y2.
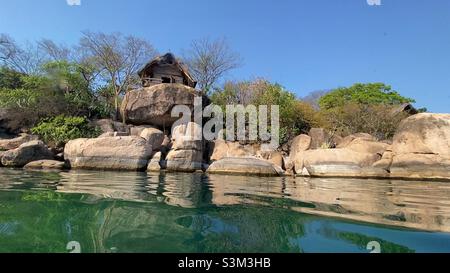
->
0 168 450 253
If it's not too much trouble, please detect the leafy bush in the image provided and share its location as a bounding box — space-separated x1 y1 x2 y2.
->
322 103 409 140
0 88 41 108
211 79 326 144
0 67 25 89
31 115 100 147
319 83 415 110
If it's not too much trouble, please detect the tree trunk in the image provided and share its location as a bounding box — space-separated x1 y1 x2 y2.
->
114 92 120 121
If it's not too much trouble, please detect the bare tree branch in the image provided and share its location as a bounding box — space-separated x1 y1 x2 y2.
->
79 31 157 120
183 37 242 94
0 33 46 75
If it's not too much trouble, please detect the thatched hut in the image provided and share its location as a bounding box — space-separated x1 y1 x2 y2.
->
138 53 197 88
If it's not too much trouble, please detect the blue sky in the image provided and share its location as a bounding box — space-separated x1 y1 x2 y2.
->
0 0 449 112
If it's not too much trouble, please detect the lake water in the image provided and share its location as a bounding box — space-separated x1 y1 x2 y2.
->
0 168 450 253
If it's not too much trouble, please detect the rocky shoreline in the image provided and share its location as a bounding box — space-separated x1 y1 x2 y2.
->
0 84 449 181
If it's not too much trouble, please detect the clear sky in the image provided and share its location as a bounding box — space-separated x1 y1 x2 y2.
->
0 0 449 112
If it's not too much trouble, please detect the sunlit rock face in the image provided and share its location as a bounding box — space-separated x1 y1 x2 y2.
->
207 157 283 176
390 113 450 180
64 136 153 171
1 140 54 167
121 83 209 128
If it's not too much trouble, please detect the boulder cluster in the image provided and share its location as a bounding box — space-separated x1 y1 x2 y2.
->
0 83 449 181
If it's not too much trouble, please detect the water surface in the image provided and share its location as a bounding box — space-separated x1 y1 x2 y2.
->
0 169 450 253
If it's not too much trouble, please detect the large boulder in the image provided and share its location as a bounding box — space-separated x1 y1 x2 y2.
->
122 84 208 127
294 149 383 178
166 122 204 172
165 149 203 172
337 133 377 148
90 119 115 133
286 134 312 173
390 153 450 180
210 140 260 162
1 140 54 167
390 113 450 180
24 160 66 170
207 157 283 176
209 140 285 170
289 134 311 159
64 136 153 171
392 113 450 156
308 128 341 149
0 134 38 151
140 128 165 151
345 138 389 155
259 151 284 169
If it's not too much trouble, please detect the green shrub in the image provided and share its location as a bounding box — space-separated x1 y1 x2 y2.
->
31 115 100 147
319 83 415 110
0 88 41 108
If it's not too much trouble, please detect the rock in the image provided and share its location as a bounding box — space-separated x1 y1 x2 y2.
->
0 134 38 151
90 119 114 133
259 151 284 169
114 132 130 137
294 148 382 177
390 153 450 180
1 140 54 167
389 113 450 180
165 149 203 172
147 152 165 172
171 122 203 151
207 157 283 176
345 139 389 155
64 136 153 171
337 133 377 148
297 164 389 178
289 134 311 159
122 84 206 127
308 128 341 149
210 140 260 162
112 121 131 134
130 125 155 137
98 132 129 138
98 132 115 138
372 151 394 170
309 128 330 149
160 135 172 153
392 113 450 156
140 128 165 151
24 160 66 170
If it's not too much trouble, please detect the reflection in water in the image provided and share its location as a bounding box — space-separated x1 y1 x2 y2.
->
0 169 450 253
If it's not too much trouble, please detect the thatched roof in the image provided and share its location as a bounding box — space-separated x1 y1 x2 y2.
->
138 53 197 88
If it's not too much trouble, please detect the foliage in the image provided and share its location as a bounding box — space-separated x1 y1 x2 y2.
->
316 83 418 140
322 103 409 140
319 83 415 110
0 88 41 108
79 31 157 120
0 67 25 89
211 79 326 144
31 115 100 147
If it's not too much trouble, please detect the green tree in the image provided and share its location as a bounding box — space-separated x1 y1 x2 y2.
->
211 79 325 144
319 83 415 110
0 67 25 89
